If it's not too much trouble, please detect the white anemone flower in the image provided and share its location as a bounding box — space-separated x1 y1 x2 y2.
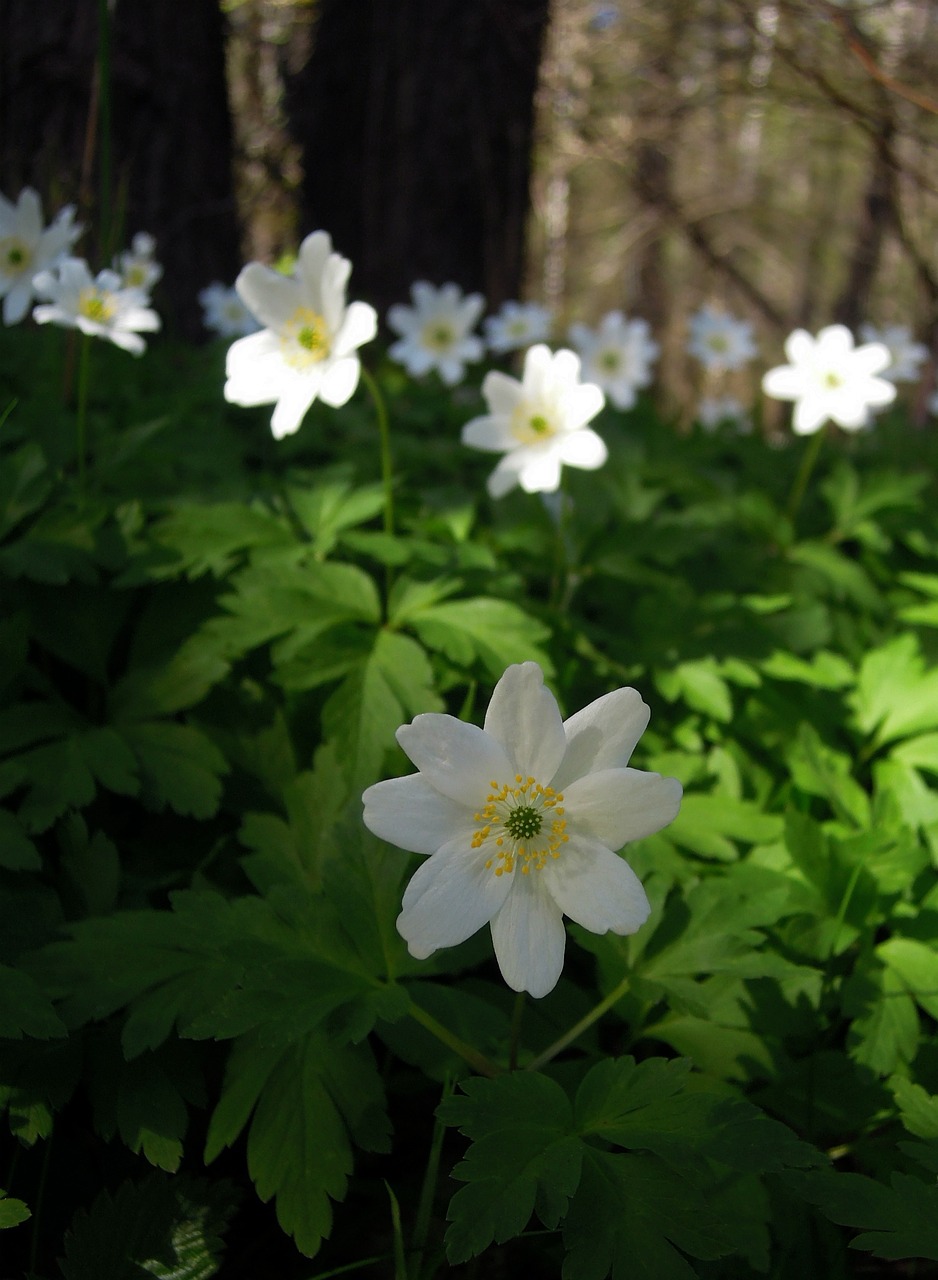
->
687 305 757 374
567 311 659 410
484 300 552 355
697 395 751 434
859 323 928 385
224 230 378 439
116 231 163 294
387 281 485 385
363 662 682 998
0 187 82 325
762 324 896 435
198 282 261 338
32 257 160 355
462 343 607 497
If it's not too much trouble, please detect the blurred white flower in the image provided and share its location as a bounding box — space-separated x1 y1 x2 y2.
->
567 311 658 410
387 281 484 385
116 231 162 294
859 323 928 385
462 343 607 497
0 187 82 325
697 395 751 434
224 230 377 439
687 305 757 373
199 281 261 338
762 325 895 435
32 257 160 355
484 300 552 355
362 661 681 998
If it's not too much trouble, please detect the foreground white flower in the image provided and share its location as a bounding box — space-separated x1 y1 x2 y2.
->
462 343 607 497
0 187 82 325
762 324 896 435
363 662 682 998
484 300 552 354
116 231 162 294
687 305 757 374
225 230 378 438
387 281 484 385
32 257 160 355
199 281 261 338
859 323 928 385
567 311 659 410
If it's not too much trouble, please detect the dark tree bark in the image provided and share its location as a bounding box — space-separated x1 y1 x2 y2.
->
287 0 551 314
0 0 241 338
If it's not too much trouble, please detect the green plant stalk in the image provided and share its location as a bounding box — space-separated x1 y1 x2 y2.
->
526 972 631 1073
385 1182 408 1280
410 1079 451 1280
786 425 827 529
75 333 92 498
360 366 395 539
407 1000 502 1078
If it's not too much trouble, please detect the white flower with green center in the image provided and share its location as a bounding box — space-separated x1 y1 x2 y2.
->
363 662 682 998
116 231 163 294
762 324 896 435
387 281 485 385
567 311 659 410
199 281 261 338
484 300 552 355
32 258 160 355
0 187 82 325
697 395 751 434
462 343 607 497
224 230 378 439
687 305 757 373
859 323 928 385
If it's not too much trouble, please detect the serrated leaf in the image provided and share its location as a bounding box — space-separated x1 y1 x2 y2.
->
563 1149 733 1280
440 1072 581 1262
0 810 39 870
845 959 919 1076
0 964 66 1039
151 502 293 579
852 634 938 746
656 659 732 722
408 596 553 678
206 1031 388 1258
0 1187 30 1229
796 1168 938 1262
124 722 228 819
878 937 938 1020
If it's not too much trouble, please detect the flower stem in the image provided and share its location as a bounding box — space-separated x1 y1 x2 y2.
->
525 973 631 1073
407 1000 502 1078
785 425 827 531
359 366 395 539
75 333 92 500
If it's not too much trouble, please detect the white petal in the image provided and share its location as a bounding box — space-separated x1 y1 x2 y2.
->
563 767 683 850
518 447 562 494
397 835 511 958
816 324 854 358
792 396 827 435
762 366 803 400
108 329 146 355
482 370 524 416
462 414 514 452
319 355 361 406
270 377 319 438
333 300 377 356
851 341 891 377
544 835 650 935
487 458 522 498
362 774 473 854
3 282 32 325
783 329 814 365
557 428 607 470
552 687 650 790
482 663 566 781
236 263 300 332
490 875 566 998
396 714 513 806
560 384 605 430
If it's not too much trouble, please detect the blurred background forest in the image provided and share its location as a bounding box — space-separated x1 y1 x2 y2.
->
2 0 938 410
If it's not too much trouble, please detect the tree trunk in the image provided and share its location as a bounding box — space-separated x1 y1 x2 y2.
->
287 0 551 314
0 0 241 338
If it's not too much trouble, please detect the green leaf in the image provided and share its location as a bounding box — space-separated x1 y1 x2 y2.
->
408 596 553 678
667 793 782 861
123 722 228 819
0 810 39 871
205 1031 389 1258
0 1187 30 1229
0 964 66 1039
845 958 919 1076
785 722 871 827
796 1168 938 1262
562 1149 733 1280
852 634 938 746
878 936 938 1020
60 1173 236 1279
656 659 732 722
439 1072 581 1262
890 1077 938 1141
150 501 293 579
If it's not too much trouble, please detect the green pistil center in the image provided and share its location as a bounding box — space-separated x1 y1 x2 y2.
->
823 370 844 390
504 805 543 841
79 289 116 324
1 238 30 272
708 334 729 352
529 414 550 435
600 350 620 372
423 322 455 352
282 306 331 368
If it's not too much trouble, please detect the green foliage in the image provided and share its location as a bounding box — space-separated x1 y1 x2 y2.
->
3 324 938 1276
